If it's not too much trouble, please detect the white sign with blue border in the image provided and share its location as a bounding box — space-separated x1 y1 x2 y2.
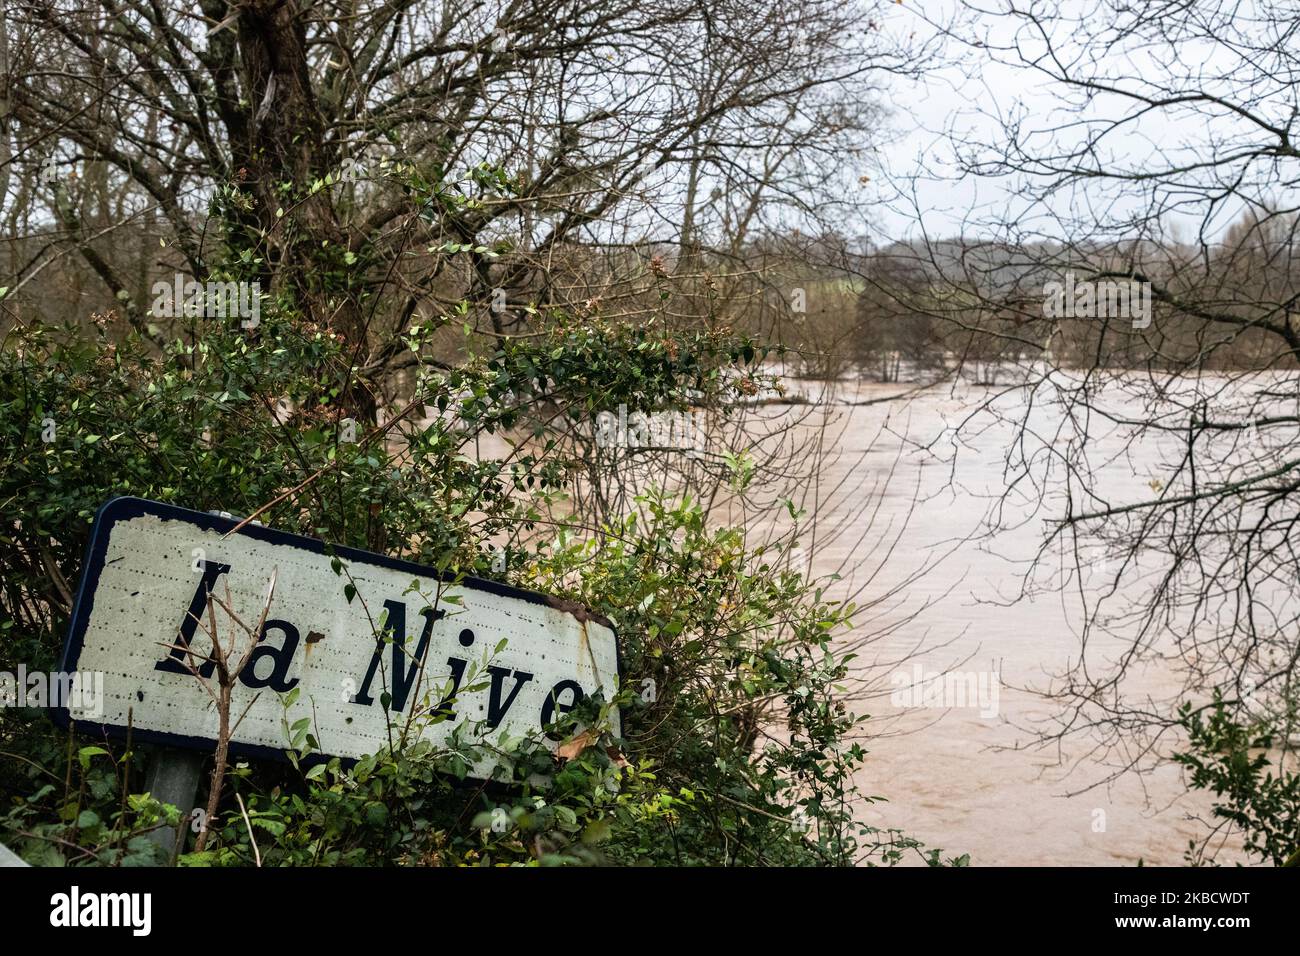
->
56 498 620 777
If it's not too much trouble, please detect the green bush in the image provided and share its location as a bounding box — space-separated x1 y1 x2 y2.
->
1176 698 1300 866
0 308 954 866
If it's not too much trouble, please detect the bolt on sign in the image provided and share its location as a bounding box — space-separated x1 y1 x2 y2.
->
55 498 620 778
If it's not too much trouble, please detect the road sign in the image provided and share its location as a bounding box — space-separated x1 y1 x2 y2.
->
56 498 620 777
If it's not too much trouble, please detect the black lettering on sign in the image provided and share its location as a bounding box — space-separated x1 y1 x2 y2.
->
353 599 446 711
485 665 534 729
430 628 478 721
540 679 586 739
156 559 232 676
156 560 301 691
242 619 300 692
156 571 590 739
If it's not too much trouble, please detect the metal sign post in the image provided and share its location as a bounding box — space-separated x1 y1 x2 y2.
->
142 747 204 857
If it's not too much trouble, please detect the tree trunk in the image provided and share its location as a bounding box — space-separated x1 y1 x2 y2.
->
235 1 375 422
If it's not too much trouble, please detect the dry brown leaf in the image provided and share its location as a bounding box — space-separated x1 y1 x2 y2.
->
557 730 597 760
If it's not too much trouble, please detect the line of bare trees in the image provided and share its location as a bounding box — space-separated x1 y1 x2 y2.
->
0 0 945 417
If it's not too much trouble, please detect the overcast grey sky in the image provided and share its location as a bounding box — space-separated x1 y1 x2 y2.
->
866 0 1267 245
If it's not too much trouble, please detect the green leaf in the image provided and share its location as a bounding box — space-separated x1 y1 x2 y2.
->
77 746 109 770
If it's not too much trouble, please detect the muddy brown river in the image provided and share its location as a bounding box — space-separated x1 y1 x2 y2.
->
739 375 1252 866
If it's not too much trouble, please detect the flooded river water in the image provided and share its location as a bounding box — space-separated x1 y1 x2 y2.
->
745 376 1248 866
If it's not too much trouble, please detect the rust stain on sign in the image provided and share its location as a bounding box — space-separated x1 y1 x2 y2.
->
543 594 611 683
541 593 614 631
